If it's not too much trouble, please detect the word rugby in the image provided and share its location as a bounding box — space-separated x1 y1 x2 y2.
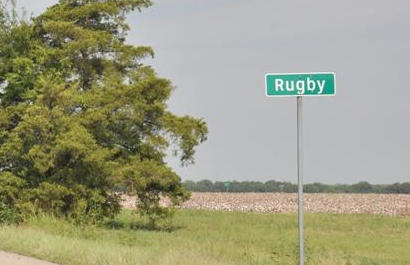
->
265 72 336 97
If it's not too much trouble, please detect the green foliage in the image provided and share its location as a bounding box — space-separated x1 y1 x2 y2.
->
183 180 410 194
122 159 190 228
0 0 207 224
0 172 25 224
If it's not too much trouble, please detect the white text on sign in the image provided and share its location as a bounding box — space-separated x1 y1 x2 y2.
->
275 78 325 95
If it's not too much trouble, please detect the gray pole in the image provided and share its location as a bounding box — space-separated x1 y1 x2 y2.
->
297 96 304 265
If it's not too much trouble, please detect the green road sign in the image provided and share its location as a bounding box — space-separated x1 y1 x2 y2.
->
224 182 232 192
265 72 336 97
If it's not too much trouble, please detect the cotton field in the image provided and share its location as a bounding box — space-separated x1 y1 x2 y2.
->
122 193 410 216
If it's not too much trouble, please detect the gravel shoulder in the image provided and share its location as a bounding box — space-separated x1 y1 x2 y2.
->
0 251 57 265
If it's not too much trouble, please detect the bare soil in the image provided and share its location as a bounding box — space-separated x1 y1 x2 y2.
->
0 251 57 265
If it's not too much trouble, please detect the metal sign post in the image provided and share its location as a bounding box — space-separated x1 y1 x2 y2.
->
265 72 336 265
297 96 304 265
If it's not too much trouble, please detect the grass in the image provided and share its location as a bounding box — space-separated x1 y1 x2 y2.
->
0 210 409 265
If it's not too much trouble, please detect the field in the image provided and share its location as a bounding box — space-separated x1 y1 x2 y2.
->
0 193 409 265
123 192 410 216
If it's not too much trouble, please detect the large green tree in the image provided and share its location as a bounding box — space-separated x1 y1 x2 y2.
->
0 0 207 224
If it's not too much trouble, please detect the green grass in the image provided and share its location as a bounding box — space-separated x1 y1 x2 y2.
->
0 210 409 265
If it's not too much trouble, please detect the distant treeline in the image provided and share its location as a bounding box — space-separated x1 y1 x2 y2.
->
182 180 410 194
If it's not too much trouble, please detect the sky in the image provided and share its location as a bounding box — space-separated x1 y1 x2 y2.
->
15 0 410 184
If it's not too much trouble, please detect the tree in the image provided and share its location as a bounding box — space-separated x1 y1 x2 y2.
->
196 180 214 192
351 182 374 193
0 0 207 224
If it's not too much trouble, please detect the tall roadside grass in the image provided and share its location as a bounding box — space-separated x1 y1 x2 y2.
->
0 210 409 265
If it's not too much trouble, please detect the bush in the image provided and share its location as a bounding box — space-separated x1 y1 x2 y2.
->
0 203 21 224
123 160 190 228
0 172 25 224
0 172 121 225
69 187 121 225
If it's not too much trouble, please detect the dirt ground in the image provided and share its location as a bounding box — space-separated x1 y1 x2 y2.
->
0 251 57 265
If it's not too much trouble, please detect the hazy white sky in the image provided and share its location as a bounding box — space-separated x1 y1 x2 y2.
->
16 0 410 184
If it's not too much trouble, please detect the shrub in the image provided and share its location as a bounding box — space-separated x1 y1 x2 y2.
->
0 172 25 224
